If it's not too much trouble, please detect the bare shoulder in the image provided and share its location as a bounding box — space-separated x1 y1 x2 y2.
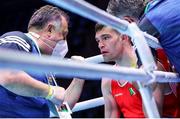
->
101 78 112 94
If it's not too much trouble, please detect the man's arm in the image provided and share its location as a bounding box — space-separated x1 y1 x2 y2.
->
0 70 65 106
64 78 85 109
63 56 85 109
144 61 166 116
101 79 120 118
0 35 65 106
152 60 167 116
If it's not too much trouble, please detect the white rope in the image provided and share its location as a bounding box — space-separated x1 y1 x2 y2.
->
85 55 104 63
72 97 104 112
127 23 160 117
0 49 179 82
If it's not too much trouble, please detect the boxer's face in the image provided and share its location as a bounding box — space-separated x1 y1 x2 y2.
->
95 27 123 62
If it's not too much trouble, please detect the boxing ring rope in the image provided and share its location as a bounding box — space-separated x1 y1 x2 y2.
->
72 97 104 112
0 49 179 82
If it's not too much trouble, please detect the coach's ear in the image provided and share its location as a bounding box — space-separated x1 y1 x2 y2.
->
47 23 55 34
123 16 135 23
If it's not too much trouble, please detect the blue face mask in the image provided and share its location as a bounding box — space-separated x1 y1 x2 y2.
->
51 40 68 58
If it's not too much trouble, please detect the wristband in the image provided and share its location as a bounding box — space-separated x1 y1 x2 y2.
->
46 85 54 100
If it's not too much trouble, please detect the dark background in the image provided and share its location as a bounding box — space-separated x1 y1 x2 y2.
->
0 0 110 118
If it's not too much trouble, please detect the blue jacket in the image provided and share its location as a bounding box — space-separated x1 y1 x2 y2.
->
139 0 180 74
0 31 49 117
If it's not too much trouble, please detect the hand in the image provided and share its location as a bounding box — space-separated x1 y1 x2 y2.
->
49 86 65 106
